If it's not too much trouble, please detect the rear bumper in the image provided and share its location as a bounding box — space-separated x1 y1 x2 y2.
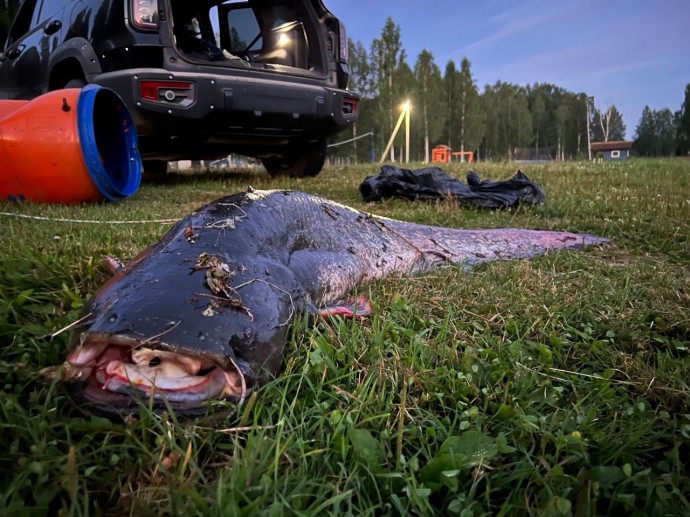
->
92 68 359 141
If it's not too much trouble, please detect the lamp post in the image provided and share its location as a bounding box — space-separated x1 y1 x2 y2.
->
379 99 412 164
402 99 411 163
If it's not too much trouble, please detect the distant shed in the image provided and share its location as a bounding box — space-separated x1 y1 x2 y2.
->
590 140 633 161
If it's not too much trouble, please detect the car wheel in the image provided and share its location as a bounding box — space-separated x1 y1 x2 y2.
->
64 78 86 89
261 139 327 178
143 160 168 178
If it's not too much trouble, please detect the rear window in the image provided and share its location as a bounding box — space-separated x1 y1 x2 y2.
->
171 0 316 73
219 5 261 53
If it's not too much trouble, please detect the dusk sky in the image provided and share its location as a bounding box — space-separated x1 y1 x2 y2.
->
331 0 690 139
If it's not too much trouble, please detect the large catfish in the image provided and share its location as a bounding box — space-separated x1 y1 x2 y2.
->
63 189 606 415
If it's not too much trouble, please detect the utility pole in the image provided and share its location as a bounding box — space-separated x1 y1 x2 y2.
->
586 96 592 161
405 100 410 163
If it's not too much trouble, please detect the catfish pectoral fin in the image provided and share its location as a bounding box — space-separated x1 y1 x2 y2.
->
318 295 372 320
104 256 124 274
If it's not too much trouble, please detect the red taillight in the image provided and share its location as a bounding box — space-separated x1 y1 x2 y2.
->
139 80 194 105
131 0 159 31
343 97 358 115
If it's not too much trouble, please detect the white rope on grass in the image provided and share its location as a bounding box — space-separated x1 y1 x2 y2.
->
0 212 178 225
327 131 374 148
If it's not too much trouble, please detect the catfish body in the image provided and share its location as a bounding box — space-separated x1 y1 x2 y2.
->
64 189 606 414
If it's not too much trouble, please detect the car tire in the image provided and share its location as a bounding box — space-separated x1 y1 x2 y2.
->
143 160 168 178
63 78 86 89
261 139 327 178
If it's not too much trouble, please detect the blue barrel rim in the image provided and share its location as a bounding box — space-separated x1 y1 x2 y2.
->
77 84 142 201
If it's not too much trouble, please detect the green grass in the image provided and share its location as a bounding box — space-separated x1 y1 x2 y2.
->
1 158 689 515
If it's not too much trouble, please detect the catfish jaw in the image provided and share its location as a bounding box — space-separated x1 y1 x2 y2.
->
62 222 308 416
62 332 249 416
62 266 303 416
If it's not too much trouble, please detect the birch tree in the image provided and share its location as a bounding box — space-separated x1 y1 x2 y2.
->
593 105 626 141
456 58 485 156
346 39 373 163
530 91 547 159
443 60 456 148
443 58 484 158
554 104 569 161
370 18 406 161
413 50 443 162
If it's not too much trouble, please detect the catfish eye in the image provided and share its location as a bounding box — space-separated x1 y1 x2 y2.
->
149 356 161 367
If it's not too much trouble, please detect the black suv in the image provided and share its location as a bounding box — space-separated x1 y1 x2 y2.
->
0 0 358 176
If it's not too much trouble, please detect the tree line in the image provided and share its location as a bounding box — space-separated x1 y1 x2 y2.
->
634 89 690 157
339 18 690 163
3 9 688 161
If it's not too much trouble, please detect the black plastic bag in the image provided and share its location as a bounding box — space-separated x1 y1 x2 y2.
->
359 165 546 209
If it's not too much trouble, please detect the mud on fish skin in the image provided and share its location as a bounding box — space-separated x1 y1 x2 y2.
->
61 189 608 417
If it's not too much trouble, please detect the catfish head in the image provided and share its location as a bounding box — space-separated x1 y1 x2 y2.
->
62 246 308 417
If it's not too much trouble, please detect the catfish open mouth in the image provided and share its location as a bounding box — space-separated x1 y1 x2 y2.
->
63 334 246 414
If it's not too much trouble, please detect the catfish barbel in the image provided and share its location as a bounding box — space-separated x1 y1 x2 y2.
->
63 189 607 415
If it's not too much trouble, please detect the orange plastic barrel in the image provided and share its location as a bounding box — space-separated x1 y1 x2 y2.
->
0 85 142 203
